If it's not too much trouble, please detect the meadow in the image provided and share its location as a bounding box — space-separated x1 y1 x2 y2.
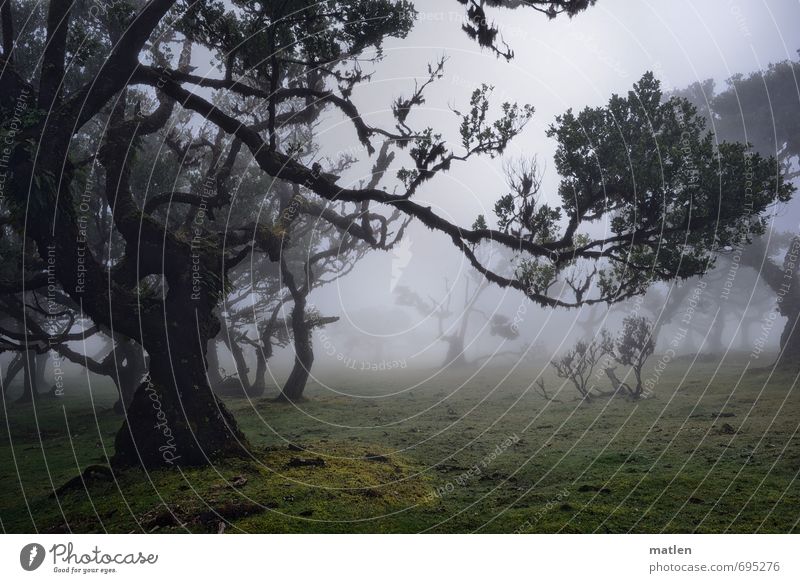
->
1 354 798 533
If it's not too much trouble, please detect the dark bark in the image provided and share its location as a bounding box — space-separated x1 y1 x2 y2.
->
2 0 244 469
112 340 147 414
221 322 251 392
112 302 247 468
2 352 24 395
277 262 312 402
1 0 15 63
38 0 71 109
742 237 800 369
35 352 48 393
15 349 38 403
53 336 145 413
249 298 285 397
205 339 224 387
250 346 267 396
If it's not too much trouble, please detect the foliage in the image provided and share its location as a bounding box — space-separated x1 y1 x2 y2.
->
550 330 613 399
614 315 656 398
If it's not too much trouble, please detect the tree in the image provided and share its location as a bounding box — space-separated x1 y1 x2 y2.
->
551 331 613 400
741 235 800 364
0 293 98 403
395 276 490 368
1 1 790 469
614 315 655 398
1 0 418 467
670 58 800 367
455 0 596 60
395 260 522 368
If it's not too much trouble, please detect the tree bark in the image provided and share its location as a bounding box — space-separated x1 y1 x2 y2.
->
15 349 38 403
277 262 312 402
778 308 800 367
250 346 267 397
743 237 800 370
443 335 467 367
205 339 224 388
112 340 148 414
112 308 247 468
221 323 251 392
1 0 239 469
35 353 49 393
2 352 24 396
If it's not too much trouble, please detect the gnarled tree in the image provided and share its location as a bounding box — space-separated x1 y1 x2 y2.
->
0 0 791 470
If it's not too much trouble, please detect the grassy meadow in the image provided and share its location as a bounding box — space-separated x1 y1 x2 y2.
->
1 354 798 533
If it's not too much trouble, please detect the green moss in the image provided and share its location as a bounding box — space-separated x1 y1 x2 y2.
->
1 358 798 532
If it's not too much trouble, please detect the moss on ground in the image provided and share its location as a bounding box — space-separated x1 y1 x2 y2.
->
1 355 798 533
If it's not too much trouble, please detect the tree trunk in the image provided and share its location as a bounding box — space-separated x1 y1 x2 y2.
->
705 316 725 356
251 300 284 397
743 236 800 370
35 353 49 393
112 341 148 414
2 353 24 396
112 302 248 468
249 346 267 397
2 56 245 469
442 279 486 367
15 349 38 403
278 261 313 402
278 300 313 401
221 324 251 392
777 308 800 369
443 335 467 367
205 339 224 388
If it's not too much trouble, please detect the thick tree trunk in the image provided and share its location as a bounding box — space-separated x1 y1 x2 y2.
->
112 341 148 414
112 296 248 468
113 337 246 467
743 236 800 370
3 46 244 469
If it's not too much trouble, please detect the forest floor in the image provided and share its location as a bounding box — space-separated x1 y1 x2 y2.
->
1 354 798 533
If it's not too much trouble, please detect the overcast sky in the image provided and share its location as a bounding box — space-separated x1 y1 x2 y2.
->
309 0 800 325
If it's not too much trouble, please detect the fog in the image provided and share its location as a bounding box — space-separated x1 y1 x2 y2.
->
3 0 800 399
291 0 800 381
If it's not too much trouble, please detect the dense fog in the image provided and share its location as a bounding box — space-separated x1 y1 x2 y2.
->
2 0 800 400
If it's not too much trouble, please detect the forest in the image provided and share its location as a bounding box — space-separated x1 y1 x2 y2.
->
0 0 799 534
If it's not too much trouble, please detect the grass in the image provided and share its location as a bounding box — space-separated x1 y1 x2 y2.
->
1 354 798 533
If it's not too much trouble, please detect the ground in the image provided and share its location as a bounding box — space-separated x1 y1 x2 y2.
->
1 354 798 533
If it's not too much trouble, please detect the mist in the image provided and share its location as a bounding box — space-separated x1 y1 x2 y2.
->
2 0 800 540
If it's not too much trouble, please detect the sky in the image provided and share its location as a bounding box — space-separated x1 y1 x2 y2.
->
305 0 800 349
7 0 797 382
